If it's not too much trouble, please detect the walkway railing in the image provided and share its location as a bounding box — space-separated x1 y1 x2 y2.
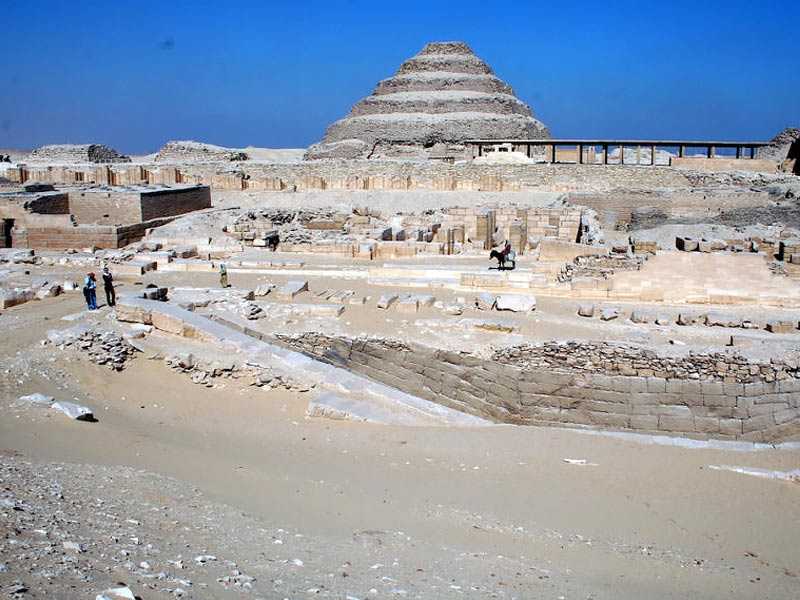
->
466 139 769 165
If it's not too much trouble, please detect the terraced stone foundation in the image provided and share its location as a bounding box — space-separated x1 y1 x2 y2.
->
277 333 800 443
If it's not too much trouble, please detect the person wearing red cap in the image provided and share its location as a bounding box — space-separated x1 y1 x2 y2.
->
83 272 98 310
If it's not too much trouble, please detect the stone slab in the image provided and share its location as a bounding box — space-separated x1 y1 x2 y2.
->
275 280 309 300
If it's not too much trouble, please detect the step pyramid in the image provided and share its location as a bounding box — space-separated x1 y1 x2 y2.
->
305 41 551 160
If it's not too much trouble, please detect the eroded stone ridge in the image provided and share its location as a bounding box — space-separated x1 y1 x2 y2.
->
305 41 551 160
27 144 129 164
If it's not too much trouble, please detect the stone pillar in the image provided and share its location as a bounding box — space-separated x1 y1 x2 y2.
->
509 219 527 255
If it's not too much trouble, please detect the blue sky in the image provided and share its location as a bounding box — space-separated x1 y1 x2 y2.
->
1 0 797 154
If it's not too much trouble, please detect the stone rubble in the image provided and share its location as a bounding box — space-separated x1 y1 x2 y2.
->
493 341 800 383
49 329 139 371
161 353 309 392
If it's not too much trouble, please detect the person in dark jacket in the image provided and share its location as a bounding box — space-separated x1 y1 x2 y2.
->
102 266 115 307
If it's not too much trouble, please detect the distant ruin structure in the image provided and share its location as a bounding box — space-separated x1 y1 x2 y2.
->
27 144 130 164
305 41 551 160
155 141 249 164
0 184 211 249
760 127 800 175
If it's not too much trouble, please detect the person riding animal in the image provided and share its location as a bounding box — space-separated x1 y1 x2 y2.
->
490 239 516 270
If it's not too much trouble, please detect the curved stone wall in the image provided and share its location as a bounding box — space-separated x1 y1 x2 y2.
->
277 333 800 444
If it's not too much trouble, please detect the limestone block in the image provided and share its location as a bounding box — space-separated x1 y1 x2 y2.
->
254 283 275 297
645 377 667 393
115 303 153 325
630 415 659 430
655 313 671 326
396 297 420 313
377 294 398 309
577 302 594 317
142 287 168 301
742 413 776 433
765 320 795 334
348 295 368 305
150 311 185 335
694 416 720 433
719 419 743 436
495 294 536 312
444 301 463 315
675 236 698 251
658 415 694 432
599 307 619 321
474 293 497 311
630 310 650 324
677 313 697 326
36 283 62 299
293 304 344 317
275 280 309 300
0 289 36 309
698 238 726 252
705 313 743 328
328 290 355 304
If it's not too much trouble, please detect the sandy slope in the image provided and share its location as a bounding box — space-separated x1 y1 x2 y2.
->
0 291 799 599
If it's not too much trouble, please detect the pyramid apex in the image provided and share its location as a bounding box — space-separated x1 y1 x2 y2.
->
418 41 475 56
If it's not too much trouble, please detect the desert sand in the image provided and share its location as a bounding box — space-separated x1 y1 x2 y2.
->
1 263 799 599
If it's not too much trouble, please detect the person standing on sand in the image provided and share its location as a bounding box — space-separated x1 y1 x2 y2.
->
102 266 116 307
219 263 229 288
83 272 98 310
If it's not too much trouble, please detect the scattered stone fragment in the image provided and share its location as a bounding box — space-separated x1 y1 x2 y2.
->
677 313 697 326
96 585 136 600
241 301 265 320
655 313 671 326
495 294 536 312
51 401 94 421
63 541 85 553
444 302 463 315
275 280 309 300
377 294 398 309
142 286 169 301
630 310 650 324
19 392 55 405
577 302 594 317
474 293 496 311
705 312 744 328
676 236 698 251
253 283 275 297
599 307 619 321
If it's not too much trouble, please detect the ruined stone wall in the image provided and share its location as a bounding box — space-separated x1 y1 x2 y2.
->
570 189 777 229
12 161 797 193
139 186 211 221
68 191 142 225
18 217 174 249
0 192 70 223
28 144 128 164
276 333 800 443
